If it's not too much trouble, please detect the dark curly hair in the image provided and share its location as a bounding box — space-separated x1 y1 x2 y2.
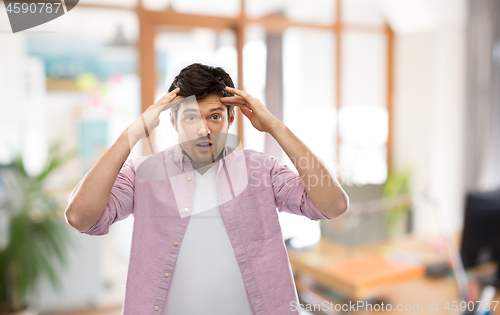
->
168 63 235 122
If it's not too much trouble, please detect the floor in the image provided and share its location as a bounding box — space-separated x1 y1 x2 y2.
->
44 306 122 315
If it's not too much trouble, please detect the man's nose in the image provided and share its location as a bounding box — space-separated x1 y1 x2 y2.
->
197 119 211 136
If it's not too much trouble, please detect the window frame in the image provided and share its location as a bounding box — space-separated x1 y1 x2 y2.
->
75 0 395 177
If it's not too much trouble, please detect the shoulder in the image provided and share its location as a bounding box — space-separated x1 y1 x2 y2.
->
126 156 148 169
125 149 169 174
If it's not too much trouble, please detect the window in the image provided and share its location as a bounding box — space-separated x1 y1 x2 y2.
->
339 31 388 184
133 0 392 186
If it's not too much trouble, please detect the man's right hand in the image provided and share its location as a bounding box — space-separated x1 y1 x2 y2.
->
127 87 181 146
65 87 182 233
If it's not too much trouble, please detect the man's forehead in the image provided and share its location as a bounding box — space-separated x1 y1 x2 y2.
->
180 95 227 111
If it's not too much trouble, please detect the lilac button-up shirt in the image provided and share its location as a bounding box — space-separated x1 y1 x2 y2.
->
81 143 331 314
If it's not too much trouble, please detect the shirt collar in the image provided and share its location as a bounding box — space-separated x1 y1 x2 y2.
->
172 142 230 171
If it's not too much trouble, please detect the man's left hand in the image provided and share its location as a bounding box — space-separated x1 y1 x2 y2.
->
220 87 283 134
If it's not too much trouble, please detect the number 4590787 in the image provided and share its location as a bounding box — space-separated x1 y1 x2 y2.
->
6 2 62 14
444 300 498 312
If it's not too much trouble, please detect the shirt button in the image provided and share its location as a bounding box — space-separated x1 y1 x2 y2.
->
174 241 178 246
184 208 189 213
164 272 169 278
154 305 159 311
187 176 191 181
233 233 236 239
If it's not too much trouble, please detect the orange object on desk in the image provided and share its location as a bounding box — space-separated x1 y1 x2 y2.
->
325 255 426 291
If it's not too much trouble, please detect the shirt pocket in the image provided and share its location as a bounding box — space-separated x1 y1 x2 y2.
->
238 190 280 240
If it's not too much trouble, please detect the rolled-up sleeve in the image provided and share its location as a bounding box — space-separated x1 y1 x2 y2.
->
81 160 136 236
269 154 331 221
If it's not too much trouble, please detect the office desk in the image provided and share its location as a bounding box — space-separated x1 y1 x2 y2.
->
288 235 500 314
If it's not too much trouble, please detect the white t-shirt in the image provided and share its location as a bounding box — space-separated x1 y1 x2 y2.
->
163 161 254 315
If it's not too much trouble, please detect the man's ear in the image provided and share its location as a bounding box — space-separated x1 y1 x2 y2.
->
170 112 178 132
228 109 235 128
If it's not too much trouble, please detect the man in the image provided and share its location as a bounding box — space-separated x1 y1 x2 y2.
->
65 63 349 314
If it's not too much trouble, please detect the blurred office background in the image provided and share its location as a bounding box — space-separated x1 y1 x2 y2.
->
0 0 499 314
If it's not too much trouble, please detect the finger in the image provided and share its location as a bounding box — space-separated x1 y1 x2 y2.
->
240 106 252 120
220 99 248 107
155 92 178 108
222 103 249 107
166 87 180 98
154 87 180 107
224 87 260 111
220 95 246 103
158 87 180 103
157 97 184 112
225 86 251 99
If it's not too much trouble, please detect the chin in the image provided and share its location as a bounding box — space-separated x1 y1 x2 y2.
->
189 151 212 163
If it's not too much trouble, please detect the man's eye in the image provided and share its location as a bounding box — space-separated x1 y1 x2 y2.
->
186 116 197 122
211 115 221 120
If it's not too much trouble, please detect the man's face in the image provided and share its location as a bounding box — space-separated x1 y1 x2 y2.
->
171 93 235 166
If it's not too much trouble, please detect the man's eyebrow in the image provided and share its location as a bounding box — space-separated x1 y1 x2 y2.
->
210 107 225 112
181 108 200 114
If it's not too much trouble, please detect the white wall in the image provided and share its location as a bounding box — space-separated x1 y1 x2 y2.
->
389 0 467 235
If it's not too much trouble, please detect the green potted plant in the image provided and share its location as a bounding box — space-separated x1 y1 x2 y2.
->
383 166 412 238
0 144 75 314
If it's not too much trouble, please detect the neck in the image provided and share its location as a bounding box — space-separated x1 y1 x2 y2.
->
194 161 218 175
189 150 224 174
